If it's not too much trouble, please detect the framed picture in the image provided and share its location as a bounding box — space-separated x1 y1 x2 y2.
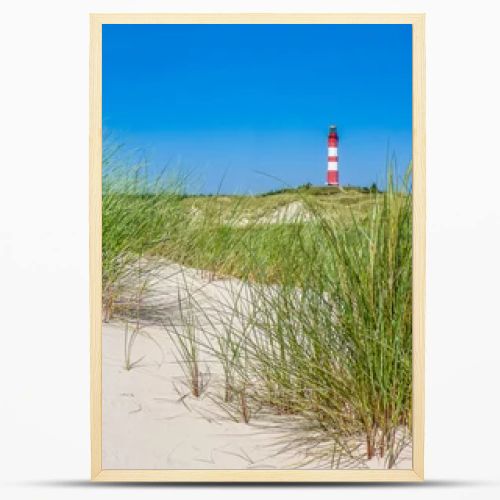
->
90 13 425 482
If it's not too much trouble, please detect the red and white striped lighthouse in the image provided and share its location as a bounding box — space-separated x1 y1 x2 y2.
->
326 125 339 186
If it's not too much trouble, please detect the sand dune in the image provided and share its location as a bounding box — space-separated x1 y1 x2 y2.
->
102 263 412 470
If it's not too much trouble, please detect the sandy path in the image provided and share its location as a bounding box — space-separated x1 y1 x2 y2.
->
102 263 412 470
103 322 311 470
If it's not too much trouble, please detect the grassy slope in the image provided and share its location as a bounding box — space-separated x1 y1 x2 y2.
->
103 170 413 467
156 188 377 283
183 187 376 223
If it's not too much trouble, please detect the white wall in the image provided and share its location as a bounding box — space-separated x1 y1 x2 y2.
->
1 1 499 498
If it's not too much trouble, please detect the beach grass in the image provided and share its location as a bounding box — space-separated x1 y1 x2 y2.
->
101 146 186 321
235 167 413 467
102 149 412 467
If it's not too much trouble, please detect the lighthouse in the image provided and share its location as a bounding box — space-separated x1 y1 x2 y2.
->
326 125 339 186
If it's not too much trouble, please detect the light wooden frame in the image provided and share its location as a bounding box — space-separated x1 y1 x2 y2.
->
90 13 425 482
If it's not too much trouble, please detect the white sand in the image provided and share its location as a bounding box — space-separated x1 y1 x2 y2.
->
102 263 412 470
104 322 312 470
227 201 313 227
259 201 312 224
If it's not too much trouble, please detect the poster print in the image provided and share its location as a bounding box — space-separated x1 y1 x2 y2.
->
90 14 425 482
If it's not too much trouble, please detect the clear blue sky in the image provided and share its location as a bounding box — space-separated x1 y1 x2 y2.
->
103 24 412 194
